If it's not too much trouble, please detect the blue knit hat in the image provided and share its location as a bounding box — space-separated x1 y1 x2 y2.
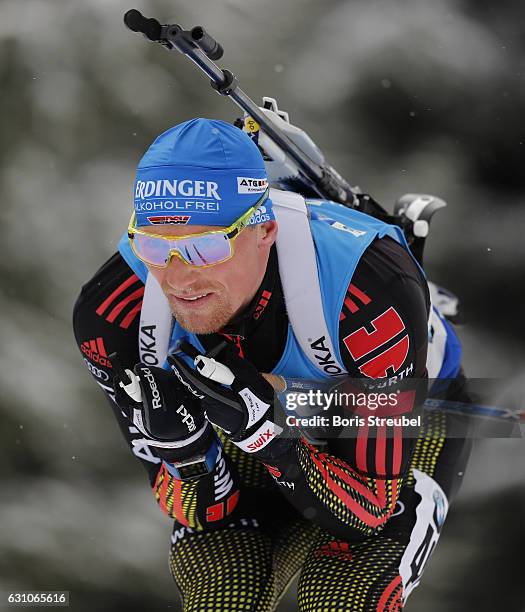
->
133 118 273 227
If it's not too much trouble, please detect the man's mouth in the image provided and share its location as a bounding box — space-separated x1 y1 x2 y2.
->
178 293 210 301
169 292 215 307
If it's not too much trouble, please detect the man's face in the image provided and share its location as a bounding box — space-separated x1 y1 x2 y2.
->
145 221 277 334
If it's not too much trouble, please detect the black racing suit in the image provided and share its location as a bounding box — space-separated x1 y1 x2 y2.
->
73 236 473 611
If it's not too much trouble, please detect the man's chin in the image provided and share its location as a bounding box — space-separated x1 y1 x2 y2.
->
170 304 233 335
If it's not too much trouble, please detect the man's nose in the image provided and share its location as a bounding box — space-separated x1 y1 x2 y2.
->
164 252 202 289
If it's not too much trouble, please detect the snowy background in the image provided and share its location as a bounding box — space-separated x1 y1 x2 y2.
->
1 0 524 610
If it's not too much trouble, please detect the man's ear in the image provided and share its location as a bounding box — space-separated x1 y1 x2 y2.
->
257 220 278 246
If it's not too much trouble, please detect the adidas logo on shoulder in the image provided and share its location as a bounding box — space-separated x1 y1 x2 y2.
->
80 337 112 369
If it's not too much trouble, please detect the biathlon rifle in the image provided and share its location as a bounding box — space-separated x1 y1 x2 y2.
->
123 9 447 265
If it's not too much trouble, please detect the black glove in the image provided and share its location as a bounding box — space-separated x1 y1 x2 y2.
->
168 343 295 459
111 354 214 463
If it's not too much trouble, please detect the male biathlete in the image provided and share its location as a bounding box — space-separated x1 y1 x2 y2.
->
73 118 472 611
